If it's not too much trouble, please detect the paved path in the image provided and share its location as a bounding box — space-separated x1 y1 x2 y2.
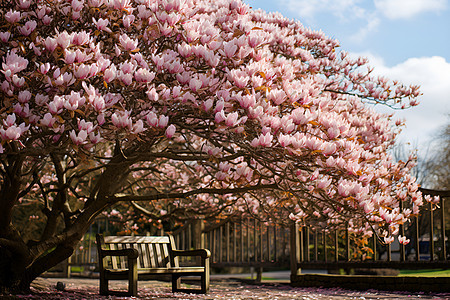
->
15 276 449 299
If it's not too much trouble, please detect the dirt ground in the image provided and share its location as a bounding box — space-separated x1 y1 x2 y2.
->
4 277 450 299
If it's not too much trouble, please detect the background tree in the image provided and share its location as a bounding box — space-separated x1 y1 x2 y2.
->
425 120 450 190
0 0 425 293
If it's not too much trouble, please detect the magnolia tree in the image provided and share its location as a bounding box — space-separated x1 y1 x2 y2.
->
0 0 428 293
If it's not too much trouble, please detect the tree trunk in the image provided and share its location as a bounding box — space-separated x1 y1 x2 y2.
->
0 151 131 294
0 224 32 294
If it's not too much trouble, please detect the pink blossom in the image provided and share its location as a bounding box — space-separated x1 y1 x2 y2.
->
41 113 56 127
44 37 58 52
4 114 16 127
89 0 104 7
145 112 158 127
123 14 135 28
383 236 395 244
72 0 84 12
74 64 91 79
56 31 71 49
327 127 340 139
165 124 176 138
110 0 132 11
64 91 85 111
321 142 336 155
239 94 256 109
305 137 322 151
73 31 90 45
131 119 145 134
5 10 21 23
35 94 49 106
75 49 90 63
229 69 249 88
92 18 112 32
39 63 50 74
13 103 30 118
12 75 25 87
247 30 264 48
18 90 31 103
1 123 28 140
70 130 88 145
42 15 52 25
278 134 291 147
189 78 202 92
0 32 11 43
104 65 117 83
338 180 351 197
119 34 138 51
398 235 410 245
310 169 320 181
48 95 64 114
2 51 28 75
18 0 31 9
111 111 132 129
135 68 155 83
291 107 311 125
317 177 332 190
215 110 226 123
19 20 37 36
256 132 273 147
119 72 133 85
203 99 214 112
158 115 169 128
64 50 76 64
223 41 237 58
225 112 239 127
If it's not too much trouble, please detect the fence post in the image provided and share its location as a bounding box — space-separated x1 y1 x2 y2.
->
440 197 447 260
430 202 435 261
193 219 205 249
290 223 301 280
415 215 420 261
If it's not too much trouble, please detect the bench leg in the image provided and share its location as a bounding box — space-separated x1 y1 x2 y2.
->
172 275 182 293
128 258 138 296
201 258 210 293
99 272 109 295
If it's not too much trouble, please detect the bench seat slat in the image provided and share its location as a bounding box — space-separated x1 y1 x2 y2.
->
104 267 205 274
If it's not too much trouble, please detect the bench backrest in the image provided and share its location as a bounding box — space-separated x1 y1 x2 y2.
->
98 235 179 269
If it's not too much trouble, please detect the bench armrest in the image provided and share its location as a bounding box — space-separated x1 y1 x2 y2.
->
171 249 211 259
99 248 139 259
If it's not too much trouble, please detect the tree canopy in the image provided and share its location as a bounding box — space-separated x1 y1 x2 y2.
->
0 0 427 292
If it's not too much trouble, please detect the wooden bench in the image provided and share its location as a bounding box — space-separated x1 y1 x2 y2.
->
96 234 210 296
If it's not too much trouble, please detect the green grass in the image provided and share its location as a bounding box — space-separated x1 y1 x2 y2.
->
244 276 281 281
399 269 450 277
70 266 84 273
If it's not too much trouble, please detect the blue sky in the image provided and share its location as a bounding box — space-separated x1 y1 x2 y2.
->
245 0 450 157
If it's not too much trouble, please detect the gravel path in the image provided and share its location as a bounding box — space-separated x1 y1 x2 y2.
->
4 277 449 299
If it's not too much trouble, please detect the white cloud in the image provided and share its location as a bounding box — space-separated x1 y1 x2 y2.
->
349 14 380 42
374 0 448 19
352 52 450 150
281 0 367 23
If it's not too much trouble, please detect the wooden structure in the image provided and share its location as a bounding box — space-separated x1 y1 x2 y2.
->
96 234 210 296
173 218 291 269
60 188 449 292
289 188 449 287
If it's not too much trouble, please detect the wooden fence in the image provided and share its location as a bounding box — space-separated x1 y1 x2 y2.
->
291 188 449 277
172 218 291 269
60 189 449 280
